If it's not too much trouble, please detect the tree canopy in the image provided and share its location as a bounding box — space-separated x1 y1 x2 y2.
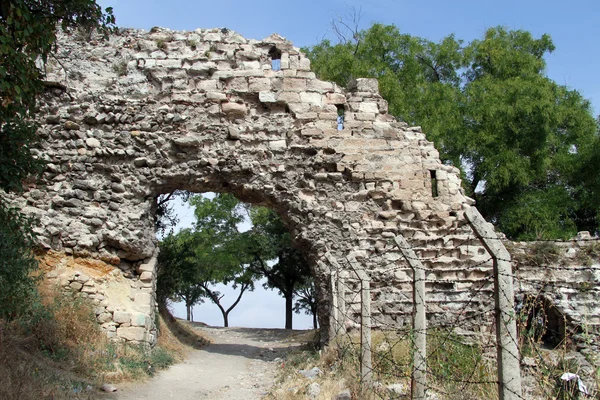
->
157 193 256 326
245 207 314 329
304 24 599 240
157 193 316 329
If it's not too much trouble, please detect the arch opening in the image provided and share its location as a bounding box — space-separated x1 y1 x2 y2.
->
154 190 320 331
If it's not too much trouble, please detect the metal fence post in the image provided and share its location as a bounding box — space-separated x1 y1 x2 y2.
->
347 254 373 385
465 207 522 400
324 254 347 338
321 260 338 342
394 235 428 400
337 271 347 336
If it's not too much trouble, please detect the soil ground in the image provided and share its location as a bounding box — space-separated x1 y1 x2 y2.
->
101 321 314 400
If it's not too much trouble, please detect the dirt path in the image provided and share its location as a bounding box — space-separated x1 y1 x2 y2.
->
102 323 311 400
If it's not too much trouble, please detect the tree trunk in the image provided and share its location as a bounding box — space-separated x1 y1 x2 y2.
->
285 293 293 329
186 304 191 321
223 312 229 328
312 310 318 330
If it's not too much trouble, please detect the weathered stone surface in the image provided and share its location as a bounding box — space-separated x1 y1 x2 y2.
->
10 27 597 348
221 102 247 116
113 311 131 324
116 326 146 342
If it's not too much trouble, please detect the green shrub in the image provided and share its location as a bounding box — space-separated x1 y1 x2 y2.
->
0 203 40 320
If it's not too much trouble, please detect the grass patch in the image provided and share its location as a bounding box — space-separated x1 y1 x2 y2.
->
266 329 496 400
524 242 562 266
0 285 185 399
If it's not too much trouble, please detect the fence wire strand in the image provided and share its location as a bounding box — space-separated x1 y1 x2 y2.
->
321 222 599 400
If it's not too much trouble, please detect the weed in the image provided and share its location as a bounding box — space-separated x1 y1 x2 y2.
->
112 60 128 77
0 285 182 399
526 242 561 266
156 39 168 51
576 242 600 266
266 329 496 400
187 39 197 50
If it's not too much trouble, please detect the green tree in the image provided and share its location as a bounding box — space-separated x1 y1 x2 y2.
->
305 24 599 240
156 229 206 321
157 194 257 326
246 207 313 330
0 0 114 319
293 280 318 330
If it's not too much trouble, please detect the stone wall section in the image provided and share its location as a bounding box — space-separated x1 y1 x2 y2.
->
6 27 597 345
510 235 600 357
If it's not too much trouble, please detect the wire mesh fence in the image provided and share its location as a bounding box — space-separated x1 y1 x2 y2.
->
321 208 600 400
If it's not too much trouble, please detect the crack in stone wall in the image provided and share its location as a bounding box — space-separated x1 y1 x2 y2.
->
7 27 598 346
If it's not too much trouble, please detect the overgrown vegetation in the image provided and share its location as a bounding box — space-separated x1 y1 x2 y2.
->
576 242 600 266
0 285 188 399
0 0 115 318
522 242 562 266
266 330 497 400
112 60 128 76
517 293 599 399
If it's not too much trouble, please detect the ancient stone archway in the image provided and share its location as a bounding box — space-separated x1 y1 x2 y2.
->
14 27 494 344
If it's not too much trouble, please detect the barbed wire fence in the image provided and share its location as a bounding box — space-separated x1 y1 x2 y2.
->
319 207 600 400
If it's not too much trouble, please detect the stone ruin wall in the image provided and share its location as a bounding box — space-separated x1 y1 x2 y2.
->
511 235 600 357
7 27 599 346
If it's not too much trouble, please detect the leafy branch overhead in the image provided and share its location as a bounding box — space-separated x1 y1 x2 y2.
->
304 24 600 240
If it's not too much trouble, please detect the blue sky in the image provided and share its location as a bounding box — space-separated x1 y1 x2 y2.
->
98 0 600 115
98 1 599 327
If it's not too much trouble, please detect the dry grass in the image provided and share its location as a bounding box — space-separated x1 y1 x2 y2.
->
0 286 198 399
265 329 499 400
158 307 211 350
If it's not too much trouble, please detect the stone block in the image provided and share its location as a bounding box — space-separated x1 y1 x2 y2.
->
81 285 97 294
97 312 112 323
282 78 307 91
196 79 218 91
206 91 227 101
131 312 149 327
138 257 157 273
222 102 247 117
113 311 131 324
140 271 153 282
306 79 333 92
248 77 271 91
226 77 248 92
268 140 287 150
276 91 300 103
359 102 379 113
325 93 346 104
299 57 311 71
355 113 376 121
134 292 152 306
239 61 260 70
348 78 379 93
299 92 322 105
116 326 146 342
258 92 277 103
287 102 310 114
